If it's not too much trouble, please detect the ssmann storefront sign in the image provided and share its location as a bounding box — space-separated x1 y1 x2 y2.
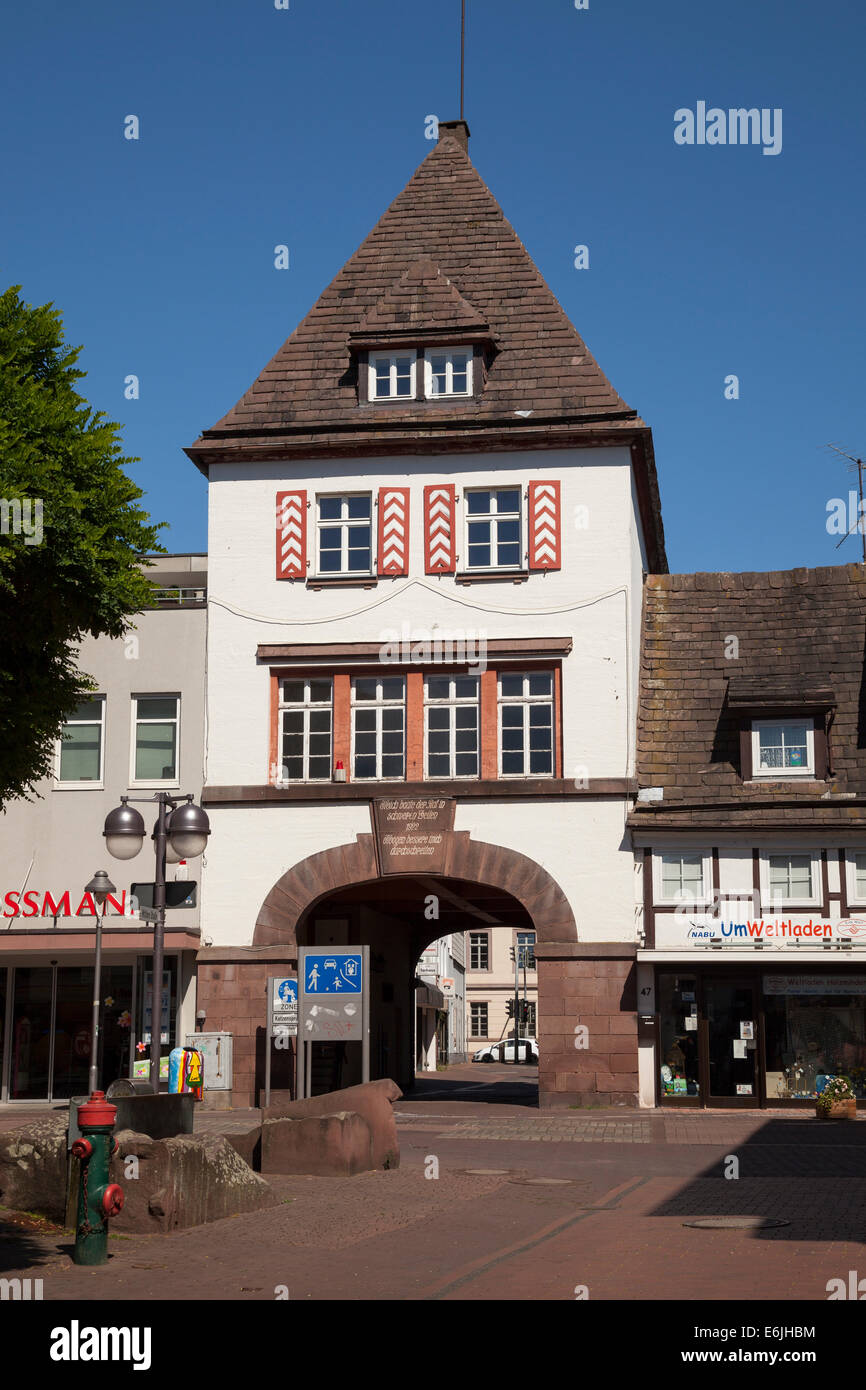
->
3 889 129 919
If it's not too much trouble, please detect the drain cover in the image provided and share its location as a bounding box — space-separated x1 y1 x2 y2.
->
462 1168 511 1176
683 1217 789 1230
516 1177 574 1186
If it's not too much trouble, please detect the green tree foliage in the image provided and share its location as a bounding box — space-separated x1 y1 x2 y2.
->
0 285 164 805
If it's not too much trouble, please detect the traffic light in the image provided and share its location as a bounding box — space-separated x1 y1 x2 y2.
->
509 946 515 962
505 999 515 1017
520 1000 530 1024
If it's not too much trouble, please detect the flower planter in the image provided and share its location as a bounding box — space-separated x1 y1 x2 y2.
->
816 1098 856 1121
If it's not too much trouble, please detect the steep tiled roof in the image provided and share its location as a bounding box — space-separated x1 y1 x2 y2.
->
631 564 866 828
352 256 488 340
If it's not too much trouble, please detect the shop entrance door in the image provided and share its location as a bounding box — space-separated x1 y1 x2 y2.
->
705 978 760 1107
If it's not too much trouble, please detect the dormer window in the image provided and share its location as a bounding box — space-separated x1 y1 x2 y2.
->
369 352 416 401
751 719 814 778
425 349 472 398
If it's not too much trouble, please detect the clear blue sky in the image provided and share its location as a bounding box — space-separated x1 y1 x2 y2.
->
2 0 864 574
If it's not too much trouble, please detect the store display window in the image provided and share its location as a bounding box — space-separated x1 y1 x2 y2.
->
658 973 700 1097
764 982 866 1100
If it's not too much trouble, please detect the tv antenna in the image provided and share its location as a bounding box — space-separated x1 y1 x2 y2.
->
827 443 866 563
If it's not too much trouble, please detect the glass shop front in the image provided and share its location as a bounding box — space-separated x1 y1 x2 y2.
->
656 967 866 1108
0 955 180 1101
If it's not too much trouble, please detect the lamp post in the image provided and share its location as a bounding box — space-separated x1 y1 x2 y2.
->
103 793 210 1093
83 870 116 1094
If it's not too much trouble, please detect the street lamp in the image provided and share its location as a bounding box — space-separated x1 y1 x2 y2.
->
83 869 116 1095
103 793 210 1093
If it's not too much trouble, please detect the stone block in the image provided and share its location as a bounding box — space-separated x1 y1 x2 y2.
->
261 1112 373 1177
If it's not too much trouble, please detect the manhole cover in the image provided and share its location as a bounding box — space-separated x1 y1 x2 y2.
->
462 1168 511 1176
512 1177 575 1186
683 1217 789 1230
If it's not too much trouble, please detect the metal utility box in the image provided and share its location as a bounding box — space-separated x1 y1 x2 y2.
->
185 1032 232 1091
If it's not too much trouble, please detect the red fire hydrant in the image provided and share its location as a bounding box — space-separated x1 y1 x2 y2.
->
71 1091 125 1265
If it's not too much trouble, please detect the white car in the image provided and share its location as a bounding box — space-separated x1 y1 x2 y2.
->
472 1037 538 1063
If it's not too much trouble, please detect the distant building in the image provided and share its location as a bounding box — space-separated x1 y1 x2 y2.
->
465 927 537 1055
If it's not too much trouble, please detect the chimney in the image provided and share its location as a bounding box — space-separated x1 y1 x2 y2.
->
437 119 470 151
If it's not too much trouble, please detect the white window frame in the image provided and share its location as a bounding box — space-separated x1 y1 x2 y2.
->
760 849 821 908
469 1001 489 1037
468 931 490 971
423 347 473 399
129 694 181 788
54 696 106 789
315 493 373 577
497 671 554 778
516 931 536 971
368 351 417 402
654 848 713 907
423 675 480 779
464 485 523 572
844 850 866 907
350 676 406 781
751 719 815 779
277 677 333 783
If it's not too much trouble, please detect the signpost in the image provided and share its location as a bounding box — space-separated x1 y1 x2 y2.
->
296 946 369 1099
265 977 298 1108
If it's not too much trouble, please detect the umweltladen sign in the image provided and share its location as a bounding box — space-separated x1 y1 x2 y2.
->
372 797 454 875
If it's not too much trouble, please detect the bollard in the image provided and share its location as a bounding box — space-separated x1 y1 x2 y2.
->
70 1090 125 1265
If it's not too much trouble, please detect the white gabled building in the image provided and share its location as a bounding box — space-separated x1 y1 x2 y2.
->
186 120 667 1108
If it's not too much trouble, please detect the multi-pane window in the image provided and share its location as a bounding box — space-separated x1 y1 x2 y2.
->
660 852 705 901
470 1002 488 1037
132 696 179 782
424 675 479 778
516 931 536 970
369 352 415 400
317 495 372 574
499 671 553 776
854 852 866 901
351 676 405 780
465 488 521 569
424 348 472 398
752 720 813 776
767 853 814 902
469 932 489 970
57 697 105 783
279 678 332 782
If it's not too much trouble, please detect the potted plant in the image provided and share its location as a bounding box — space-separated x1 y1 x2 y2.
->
816 1075 857 1120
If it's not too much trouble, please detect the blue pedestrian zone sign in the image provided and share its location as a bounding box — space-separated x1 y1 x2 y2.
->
304 953 362 994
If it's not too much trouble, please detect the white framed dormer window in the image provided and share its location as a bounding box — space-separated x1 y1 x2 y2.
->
351 676 405 780
369 352 417 401
751 719 814 778
317 494 373 575
498 671 553 777
279 678 332 782
55 696 105 787
465 487 522 570
655 850 712 906
424 674 479 778
130 695 180 786
761 851 820 908
424 348 472 398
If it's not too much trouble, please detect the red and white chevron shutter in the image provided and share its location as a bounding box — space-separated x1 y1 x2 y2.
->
424 484 457 574
377 487 410 576
528 480 561 570
275 490 307 579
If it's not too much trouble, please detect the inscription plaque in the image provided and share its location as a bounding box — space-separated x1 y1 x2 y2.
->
372 797 455 875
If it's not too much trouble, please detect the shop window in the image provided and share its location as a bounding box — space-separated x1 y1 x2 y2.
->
278 678 333 782
317 494 373 574
764 852 817 906
424 674 479 778
131 695 179 784
658 973 700 1097
465 487 522 570
470 1001 488 1037
751 719 814 778
351 676 405 780
469 932 489 970
498 671 553 776
764 979 866 1100
56 697 105 786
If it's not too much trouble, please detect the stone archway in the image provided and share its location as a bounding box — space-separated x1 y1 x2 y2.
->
253 830 577 948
